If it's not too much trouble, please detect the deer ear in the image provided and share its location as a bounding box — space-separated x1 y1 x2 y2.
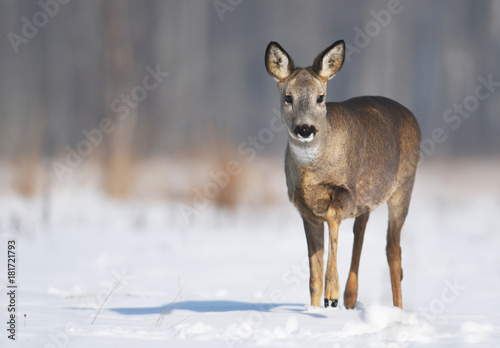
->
265 42 295 83
313 40 345 81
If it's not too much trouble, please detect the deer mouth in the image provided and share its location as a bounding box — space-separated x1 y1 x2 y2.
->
293 124 317 142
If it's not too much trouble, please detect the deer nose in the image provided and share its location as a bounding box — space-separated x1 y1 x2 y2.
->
293 124 317 139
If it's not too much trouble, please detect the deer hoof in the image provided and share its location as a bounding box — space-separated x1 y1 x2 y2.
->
324 299 338 308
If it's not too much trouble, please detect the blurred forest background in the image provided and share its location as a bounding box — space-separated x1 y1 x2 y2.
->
0 0 499 203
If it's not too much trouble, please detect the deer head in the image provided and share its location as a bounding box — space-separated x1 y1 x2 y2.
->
265 40 345 144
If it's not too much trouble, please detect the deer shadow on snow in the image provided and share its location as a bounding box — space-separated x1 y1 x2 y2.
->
109 300 326 318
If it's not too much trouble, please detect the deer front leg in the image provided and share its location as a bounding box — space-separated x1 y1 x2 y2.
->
303 217 324 308
324 207 343 308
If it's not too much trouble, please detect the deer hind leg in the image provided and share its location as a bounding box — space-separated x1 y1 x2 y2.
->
344 212 370 309
386 177 415 309
324 208 343 308
303 217 325 308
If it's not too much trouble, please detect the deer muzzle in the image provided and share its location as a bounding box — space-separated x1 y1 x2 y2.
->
293 124 317 141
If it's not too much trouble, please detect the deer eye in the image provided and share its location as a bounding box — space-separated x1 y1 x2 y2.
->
317 95 324 103
285 95 293 104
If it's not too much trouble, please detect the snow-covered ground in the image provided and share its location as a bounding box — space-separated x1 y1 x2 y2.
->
1 159 500 347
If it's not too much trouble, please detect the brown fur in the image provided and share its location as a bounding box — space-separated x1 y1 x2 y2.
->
265 40 420 309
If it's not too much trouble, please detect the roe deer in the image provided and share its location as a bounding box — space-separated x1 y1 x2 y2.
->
265 40 420 309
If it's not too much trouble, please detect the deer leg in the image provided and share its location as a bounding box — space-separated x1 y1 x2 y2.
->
344 212 369 309
324 208 343 308
303 217 325 307
386 216 404 308
386 178 414 309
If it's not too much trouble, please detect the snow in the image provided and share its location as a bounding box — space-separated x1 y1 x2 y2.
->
1 160 500 347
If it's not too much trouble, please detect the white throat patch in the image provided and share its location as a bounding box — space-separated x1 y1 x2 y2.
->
289 141 319 163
